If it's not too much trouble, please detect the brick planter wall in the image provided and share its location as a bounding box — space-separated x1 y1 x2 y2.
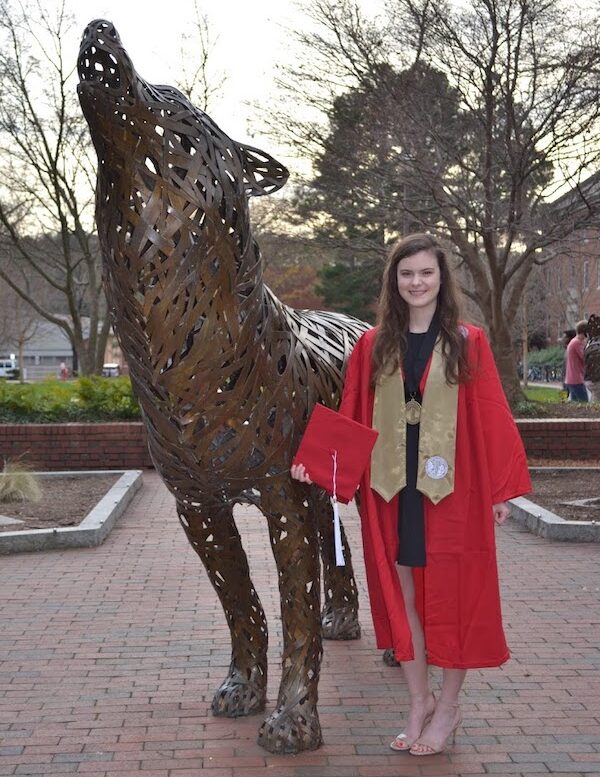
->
515 418 600 459
0 419 598 470
0 423 153 470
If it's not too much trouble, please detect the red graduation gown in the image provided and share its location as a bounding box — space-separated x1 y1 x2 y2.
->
338 324 531 668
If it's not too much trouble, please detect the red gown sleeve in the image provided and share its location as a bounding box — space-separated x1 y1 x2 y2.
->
338 334 365 421
470 329 531 503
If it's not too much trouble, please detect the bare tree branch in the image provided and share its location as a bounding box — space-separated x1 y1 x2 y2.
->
267 0 600 399
0 0 109 373
175 1 228 111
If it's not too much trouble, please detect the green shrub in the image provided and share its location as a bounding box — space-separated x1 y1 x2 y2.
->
0 376 141 423
75 376 140 419
527 345 565 369
513 400 552 417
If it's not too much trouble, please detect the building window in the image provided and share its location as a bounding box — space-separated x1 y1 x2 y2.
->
583 261 589 289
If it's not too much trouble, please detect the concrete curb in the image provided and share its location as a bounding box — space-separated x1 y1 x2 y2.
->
0 470 143 554
511 467 600 541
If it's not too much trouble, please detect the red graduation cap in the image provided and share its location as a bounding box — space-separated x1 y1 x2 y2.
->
292 403 379 504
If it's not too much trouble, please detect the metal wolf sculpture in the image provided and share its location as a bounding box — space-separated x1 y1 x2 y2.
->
585 314 600 382
77 20 369 754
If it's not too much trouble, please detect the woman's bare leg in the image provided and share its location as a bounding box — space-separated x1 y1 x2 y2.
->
396 565 466 752
410 667 465 753
392 566 436 746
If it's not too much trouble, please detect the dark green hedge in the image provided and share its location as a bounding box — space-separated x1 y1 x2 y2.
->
0 377 141 423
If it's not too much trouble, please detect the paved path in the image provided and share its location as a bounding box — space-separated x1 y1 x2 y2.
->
1 472 599 777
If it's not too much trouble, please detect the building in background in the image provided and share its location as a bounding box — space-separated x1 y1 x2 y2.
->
539 229 600 343
0 319 73 380
0 317 126 380
540 173 600 342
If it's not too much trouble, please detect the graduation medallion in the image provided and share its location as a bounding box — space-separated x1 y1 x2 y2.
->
405 397 422 425
425 455 449 480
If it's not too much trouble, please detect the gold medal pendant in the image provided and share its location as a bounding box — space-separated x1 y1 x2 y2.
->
405 397 422 425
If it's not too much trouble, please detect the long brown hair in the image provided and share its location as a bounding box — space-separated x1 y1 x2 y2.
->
371 233 468 386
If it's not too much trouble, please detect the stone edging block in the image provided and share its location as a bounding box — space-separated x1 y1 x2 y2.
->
0 470 143 554
510 467 600 542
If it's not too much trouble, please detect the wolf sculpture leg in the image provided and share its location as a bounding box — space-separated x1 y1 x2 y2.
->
178 500 268 717
313 490 361 640
258 482 323 753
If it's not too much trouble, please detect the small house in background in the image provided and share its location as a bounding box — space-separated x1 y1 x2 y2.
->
0 319 73 380
0 317 127 380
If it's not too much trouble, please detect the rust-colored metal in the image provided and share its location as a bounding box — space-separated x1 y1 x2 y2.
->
382 648 401 667
77 20 368 754
585 314 600 382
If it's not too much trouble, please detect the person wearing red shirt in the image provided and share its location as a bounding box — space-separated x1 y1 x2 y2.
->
292 233 531 756
564 320 589 402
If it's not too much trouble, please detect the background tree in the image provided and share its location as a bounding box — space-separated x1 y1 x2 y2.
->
176 0 228 110
0 273 42 383
0 0 227 376
0 0 109 375
249 195 332 311
272 0 600 400
292 61 467 321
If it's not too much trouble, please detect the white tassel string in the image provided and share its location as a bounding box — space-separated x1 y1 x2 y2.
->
331 449 345 566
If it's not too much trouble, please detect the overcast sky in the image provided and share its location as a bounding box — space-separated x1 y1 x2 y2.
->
73 1 347 158
68 0 596 181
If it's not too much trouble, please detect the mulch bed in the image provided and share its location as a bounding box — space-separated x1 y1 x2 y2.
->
0 475 120 532
0 468 597 532
528 469 600 522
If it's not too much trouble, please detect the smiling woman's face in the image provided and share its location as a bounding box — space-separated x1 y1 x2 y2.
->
396 249 441 312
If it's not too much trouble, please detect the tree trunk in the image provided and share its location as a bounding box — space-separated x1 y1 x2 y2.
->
72 328 110 376
94 316 112 374
18 337 25 384
72 342 79 376
489 320 525 405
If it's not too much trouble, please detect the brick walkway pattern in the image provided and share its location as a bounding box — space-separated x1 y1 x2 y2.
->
1 472 599 777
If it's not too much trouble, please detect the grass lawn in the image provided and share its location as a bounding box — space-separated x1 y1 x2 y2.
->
524 385 565 402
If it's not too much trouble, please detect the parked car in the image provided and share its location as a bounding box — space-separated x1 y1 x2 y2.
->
102 363 121 377
0 358 18 379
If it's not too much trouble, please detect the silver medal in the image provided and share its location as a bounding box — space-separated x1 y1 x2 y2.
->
425 455 449 480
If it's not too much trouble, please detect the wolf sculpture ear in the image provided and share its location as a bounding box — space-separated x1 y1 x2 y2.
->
237 143 289 196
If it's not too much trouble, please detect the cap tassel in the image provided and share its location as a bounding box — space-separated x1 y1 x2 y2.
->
331 450 345 566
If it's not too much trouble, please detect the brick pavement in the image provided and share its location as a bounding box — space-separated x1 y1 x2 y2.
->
0 471 598 777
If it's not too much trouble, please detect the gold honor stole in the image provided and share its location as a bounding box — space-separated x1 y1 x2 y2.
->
371 339 458 504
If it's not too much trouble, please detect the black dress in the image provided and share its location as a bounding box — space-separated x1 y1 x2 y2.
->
397 331 428 567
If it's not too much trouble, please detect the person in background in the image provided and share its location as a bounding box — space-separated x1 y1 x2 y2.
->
564 320 589 402
560 329 576 394
561 329 576 348
59 362 69 381
292 233 531 756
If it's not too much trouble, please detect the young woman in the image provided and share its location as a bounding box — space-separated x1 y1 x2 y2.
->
291 233 531 756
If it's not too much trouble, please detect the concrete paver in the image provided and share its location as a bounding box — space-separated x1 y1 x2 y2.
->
0 471 598 776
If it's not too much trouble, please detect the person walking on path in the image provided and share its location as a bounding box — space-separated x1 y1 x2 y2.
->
291 233 531 756
565 320 589 402
561 328 576 393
